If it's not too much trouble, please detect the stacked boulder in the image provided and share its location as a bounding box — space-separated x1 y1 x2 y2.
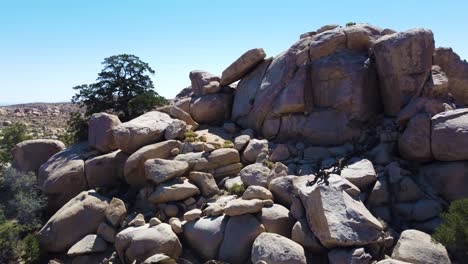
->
13 23 468 264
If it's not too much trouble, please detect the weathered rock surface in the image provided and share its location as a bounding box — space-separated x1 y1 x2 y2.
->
431 109 468 161
67 234 107 257
113 111 174 153
341 159 377 190
88 112 121 152
291 218 325 253
433 47 468 105
240 163 271 187
12 139 65 173
373 29 434 115
299 184 383 248
419 161 468 201
392 229 451 264
224 198 265 216
242 185 273 200
183 215 228 260
251 233 307 264
85 150 128 188
115 223 182 263
221 48 266 86
124 140 181 186
157 104 199 130
398 113 432 161
190 93 233 124
189 70 221 96
188 171 220 197
258 204 293 237
38 142 98 212
149 179 200 204
219 214 265 264
145 158 189 184
37 190 109 252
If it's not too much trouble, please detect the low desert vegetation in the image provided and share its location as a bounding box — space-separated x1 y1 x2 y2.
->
432 198 468 257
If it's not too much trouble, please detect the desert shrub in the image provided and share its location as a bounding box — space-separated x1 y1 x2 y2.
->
227 183 245 196
20 233 41 263
0 123 31 166
0 168 46 228
346 22 356 27
60 111 88 146
0 220 41 264
432 198 468 256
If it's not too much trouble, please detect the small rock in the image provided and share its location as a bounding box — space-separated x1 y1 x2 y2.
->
129 213 146 227
145 158 189 185
149 217 162 227
97 222 116 243
251 233 306 264
169 217 183 234
270 144 290 162
164 204 179 218
67 234 107 257
223 122 237 133
203 203 224 217
105 198 127 228
243 139 269 163
242 185 273 200
224 199 264 216
184 209 202 221
188 171 221 197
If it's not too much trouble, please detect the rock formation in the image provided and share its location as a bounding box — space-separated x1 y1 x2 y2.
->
13 23 468 264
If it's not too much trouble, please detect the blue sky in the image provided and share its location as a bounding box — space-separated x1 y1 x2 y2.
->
1 0 467 104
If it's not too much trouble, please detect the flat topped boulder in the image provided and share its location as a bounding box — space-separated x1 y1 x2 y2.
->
341 159 377 190
145 158 189 184
149 179 200 204
113 111 174 154
12 139 65 173
298 184 383 248
220 48 266 86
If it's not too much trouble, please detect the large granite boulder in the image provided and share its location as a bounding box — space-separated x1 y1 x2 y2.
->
115 223 182 263
12 139 65 173
38 142 98 212
157 104 199 130
433 47 468 105
189 70 220 96
220 48 266 86
392 229 451 264
37 190 109 252
183 215 228 261
298 184 383 248
219 214 265 264
85 150 128 189
88 112 121 153
373 28 434 116
190 93 233 124
419 161 468 201
431 109 468 161
113 111 174 154
398 113 432 161
251 233 307 264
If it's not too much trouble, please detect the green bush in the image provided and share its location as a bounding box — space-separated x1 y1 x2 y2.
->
432 198 468 256
0 168 46 228
0 123 31 166
262 159 275 169
0 220 41 264
346 22 356 27
223 140 234 148
227 183 245 196
60 112 88 146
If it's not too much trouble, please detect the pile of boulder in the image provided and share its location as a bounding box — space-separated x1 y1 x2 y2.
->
11 23 468 264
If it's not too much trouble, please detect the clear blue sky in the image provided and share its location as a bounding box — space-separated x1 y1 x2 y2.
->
1 0 467 104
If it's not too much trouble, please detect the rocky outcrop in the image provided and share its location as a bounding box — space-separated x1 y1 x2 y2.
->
220 48 266 86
